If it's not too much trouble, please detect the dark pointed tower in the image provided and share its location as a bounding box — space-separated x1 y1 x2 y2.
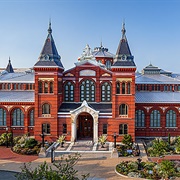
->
34 22 64 69
6 57 14 73
111 22 136 141
112 22 136 67
33 22 64 141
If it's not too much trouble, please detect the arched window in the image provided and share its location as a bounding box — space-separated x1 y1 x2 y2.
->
135 110 145 127
166 110 176 127
44 82 48 93
119 104 128 115
38 81 43 93
1 84 5 90
80 80 95 102
8 83 11 90
50 82 53 93
127 82 131 94
13 84 16 90
150 110 160 127
105 60 111 69
116 82 120 94
101 82 111 102
119 124 128 135
64 81 74 102
29 109 34 126
18 83 21 90
42 103 50 114
12 108 24 126
30 84 33 90
122 82 126 94
58 81 62 93
0 108 6 126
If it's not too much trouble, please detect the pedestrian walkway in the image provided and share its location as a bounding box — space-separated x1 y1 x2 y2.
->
0 140 148 180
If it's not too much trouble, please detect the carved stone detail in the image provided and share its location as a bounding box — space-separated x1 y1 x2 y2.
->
143 106 152 113
3 105 13 112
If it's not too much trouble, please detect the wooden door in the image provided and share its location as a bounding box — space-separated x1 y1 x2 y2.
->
77 114 93 139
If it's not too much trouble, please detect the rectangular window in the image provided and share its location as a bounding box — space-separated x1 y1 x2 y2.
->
42 124 50 134
63 124 67 134
103 124 107 134
119 124 128 135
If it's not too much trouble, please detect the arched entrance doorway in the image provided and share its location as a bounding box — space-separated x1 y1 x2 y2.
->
77 112 93 140
70 100 99 143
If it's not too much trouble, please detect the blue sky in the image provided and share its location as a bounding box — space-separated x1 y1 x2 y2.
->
0 0 180 73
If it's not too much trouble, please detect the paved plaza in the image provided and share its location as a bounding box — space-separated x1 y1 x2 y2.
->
0 141 147 180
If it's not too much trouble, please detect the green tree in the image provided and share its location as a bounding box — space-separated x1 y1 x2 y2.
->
147 138 168 157
158 160 175 179
122 134 133 149
16 153 89 180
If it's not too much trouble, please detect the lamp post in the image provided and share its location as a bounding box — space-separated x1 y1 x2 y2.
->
40 132 45 148
137 158 142 170
113 132 117 148
11 129 13 148
6 127 8 148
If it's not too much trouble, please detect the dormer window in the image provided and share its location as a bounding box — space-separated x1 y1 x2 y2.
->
105 60 111 69
121 55 126 60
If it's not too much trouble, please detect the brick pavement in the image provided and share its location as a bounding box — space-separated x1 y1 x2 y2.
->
0 146 38 162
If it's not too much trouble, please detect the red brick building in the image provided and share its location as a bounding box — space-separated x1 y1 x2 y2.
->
0 22 180 142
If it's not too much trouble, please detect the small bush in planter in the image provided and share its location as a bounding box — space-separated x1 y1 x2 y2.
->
98 134 107 148
57 135 66 147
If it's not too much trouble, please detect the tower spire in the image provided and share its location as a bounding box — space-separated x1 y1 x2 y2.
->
121 21 126 40
6 57 14 73
100 38 103 48
34 21 64 69
48 19 52 34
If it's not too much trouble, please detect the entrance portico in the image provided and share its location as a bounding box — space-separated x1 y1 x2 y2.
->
70 100 99 143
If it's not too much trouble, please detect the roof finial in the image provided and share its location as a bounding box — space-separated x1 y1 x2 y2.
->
48 19 52 34
9 56 11 63
121 20 126 39
100 38 103 48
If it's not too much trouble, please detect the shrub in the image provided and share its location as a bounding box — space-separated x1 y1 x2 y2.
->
13 134 40 155
122 134 133 149
147 138 168 157
116 160 178 179
25 138 37 148
0 132 12 145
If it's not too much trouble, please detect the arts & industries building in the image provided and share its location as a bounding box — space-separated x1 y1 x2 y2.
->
0 23 180 142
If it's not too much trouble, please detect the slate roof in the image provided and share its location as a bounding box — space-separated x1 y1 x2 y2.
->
93 46 114 58
59 102 112 113
112 60 136 67
34 22 64 69
116 39 132 56
0 91 34 102
135 74 180 84
0 72 34 82
34 60 63 67
136 92 180 103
